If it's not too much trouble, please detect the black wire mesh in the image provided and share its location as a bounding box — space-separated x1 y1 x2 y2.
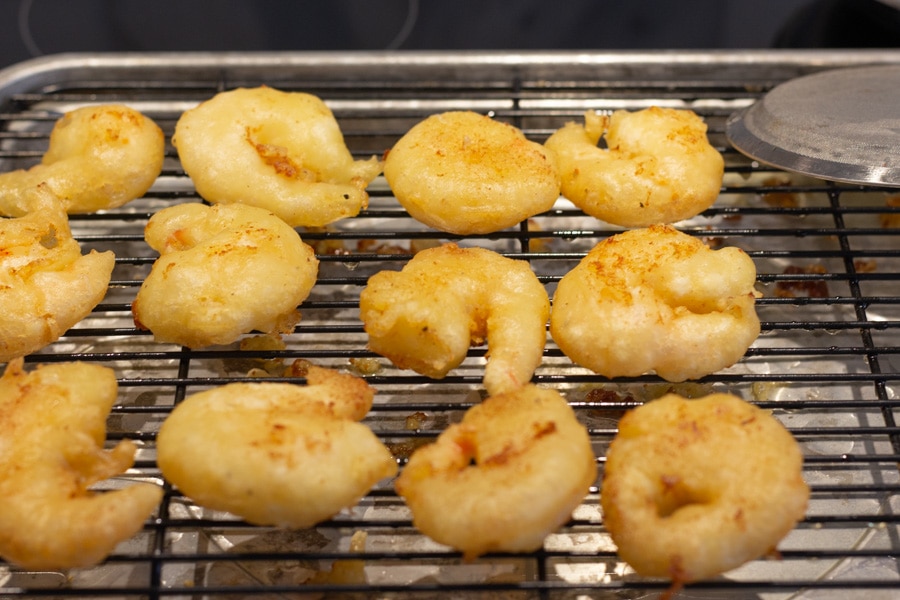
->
0 52 899 598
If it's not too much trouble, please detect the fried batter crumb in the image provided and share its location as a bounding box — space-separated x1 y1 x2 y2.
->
356 238 412 255
349 356 383 376
774 264 829 298
760 175 799 208
853 259 877 273
879 195 900 229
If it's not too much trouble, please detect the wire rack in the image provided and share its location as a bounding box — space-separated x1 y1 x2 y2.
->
1 50 899 599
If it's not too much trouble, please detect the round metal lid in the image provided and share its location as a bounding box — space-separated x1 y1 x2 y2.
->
726 65 900 187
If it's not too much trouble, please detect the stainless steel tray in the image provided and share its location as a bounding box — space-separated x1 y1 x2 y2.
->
0 50 898 599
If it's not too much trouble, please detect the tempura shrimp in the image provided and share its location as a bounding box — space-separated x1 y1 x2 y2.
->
549 225 759 382
0 184 115 362
156 366 397 528
544 107 724 227
132 202 319 348
173 86 382 227
0 105 164 215
601 392 809 587
395 384 596 559
0 359 163 570
384 111 561 234
359 243 550 395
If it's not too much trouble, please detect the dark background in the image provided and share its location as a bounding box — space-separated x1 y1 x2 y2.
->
0 0 897 72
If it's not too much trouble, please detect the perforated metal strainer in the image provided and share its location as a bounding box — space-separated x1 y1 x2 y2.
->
726 64 900 186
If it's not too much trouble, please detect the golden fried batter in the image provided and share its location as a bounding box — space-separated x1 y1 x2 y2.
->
0 185 115 362
173 86 382 227
384 111 560 235
601 393 809 587
0 105 164 215
0 359 162 570
396 384 596 559
550 225 759 382
157 366 397 528
132 202 319 348
359 243 550 395
545 107 723 227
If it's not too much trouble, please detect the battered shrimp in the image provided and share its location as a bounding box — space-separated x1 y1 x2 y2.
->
395 384 596 559
544 107 724 227
0 359 163 570
0 105 164 215
156 366 397 528
384 111 561 234
601 393 809 588
549 225 759 382
173 86 382 227
0 184 115 362
132 202 319 348
359 243 550 395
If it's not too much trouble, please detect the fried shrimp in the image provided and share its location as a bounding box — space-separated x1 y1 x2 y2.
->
601 393 809 587
0 185 115 362
549 225 759 382
395 384 596 559
156 366 397 528
359 243 550 395
383 111 561 235
132 202 319 348
0 105 164 215
0 359 163 570
544 107 724 227
173 86 382 227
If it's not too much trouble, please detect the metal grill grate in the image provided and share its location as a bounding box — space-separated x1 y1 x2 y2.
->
1 51 900 598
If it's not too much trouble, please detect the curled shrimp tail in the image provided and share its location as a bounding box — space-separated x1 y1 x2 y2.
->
0 185 115 361
174 87 382 227
0 105 164 215
1 483 162 570
360 243 549 395
395 385 596 559
545 107 724 227
0 360 163 570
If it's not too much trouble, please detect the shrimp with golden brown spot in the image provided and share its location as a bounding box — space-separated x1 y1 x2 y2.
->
549 225 759 382
132 202 319 348
0 359 163 570
384 111 561 235
0 185 114 362
601 393 809 588
0 105 164 215
395 384 596 559
545 107 724 227
156 366 397 528
173 86 382 227
359 243 550 395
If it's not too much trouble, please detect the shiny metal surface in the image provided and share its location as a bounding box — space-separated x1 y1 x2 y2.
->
727 65 900 186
